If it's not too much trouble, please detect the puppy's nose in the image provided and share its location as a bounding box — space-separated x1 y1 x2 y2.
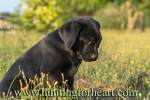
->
91 54 97 60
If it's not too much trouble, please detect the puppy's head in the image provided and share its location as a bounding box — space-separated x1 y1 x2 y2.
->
59 17 102 62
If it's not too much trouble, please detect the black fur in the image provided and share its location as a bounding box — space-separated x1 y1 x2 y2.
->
0 17 102 96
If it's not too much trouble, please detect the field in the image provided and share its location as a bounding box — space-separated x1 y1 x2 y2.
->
0 29 150 98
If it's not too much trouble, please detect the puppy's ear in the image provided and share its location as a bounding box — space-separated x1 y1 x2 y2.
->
59 21 82 49
92 19 100 32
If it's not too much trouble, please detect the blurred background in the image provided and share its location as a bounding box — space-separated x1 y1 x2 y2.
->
0 0 150 99
0 0 150 32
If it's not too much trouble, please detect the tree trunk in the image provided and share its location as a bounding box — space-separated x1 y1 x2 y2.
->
126 1 139 31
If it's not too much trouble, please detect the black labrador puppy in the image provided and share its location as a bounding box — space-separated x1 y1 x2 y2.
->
0 17 102 96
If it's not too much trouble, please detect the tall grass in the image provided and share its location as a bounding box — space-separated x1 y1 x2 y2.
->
0 31 42 79
0 29 150 99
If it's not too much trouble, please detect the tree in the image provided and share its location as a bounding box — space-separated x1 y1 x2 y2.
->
125 0 150 31
20 0 108 32
20 0 63 32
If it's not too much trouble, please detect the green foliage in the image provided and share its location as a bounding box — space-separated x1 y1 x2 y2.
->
62 0 101 15
20 0 64 32
19 0 150 31
94 3 127 29
20 0 108 32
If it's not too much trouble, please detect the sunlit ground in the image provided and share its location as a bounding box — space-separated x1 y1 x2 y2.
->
0 29 150 89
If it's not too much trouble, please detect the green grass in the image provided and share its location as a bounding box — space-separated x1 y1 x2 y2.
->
78 29 150 87
0 29 150 92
